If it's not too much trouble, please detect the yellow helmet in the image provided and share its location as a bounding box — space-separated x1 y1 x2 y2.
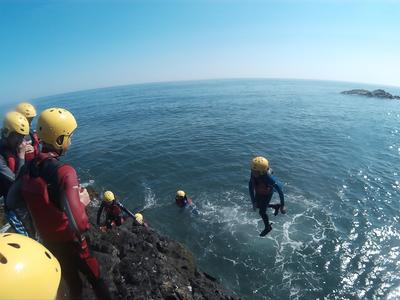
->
16 102 37 118
2 111 29 138
251 156 269 174
104 191 115 202
36 108 77 150
0 233 61 300
134 213 144 224
176 190 186 199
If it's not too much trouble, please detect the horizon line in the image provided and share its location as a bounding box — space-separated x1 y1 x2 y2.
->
28 76 400 103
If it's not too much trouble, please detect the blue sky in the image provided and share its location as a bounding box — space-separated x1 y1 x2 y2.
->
0 0 399 102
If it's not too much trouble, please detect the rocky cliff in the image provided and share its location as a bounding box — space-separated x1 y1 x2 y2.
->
59 187 240 300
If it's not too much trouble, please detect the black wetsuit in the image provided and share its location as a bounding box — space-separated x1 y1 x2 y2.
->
249 172 284 231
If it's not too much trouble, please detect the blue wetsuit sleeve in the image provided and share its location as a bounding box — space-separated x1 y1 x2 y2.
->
248 177 255 203
271 177 285 206
97 202 105 225
264 173 285 206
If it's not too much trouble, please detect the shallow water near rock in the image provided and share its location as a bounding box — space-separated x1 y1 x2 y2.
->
2 79 400 299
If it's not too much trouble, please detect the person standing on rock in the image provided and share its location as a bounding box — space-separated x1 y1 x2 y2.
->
9 108 111 300
249 156 286 237
15 102 40 161
0 111 33 236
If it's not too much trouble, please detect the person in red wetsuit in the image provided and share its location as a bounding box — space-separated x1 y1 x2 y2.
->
97 190 138 231
16 102 39 161
10 107 111 300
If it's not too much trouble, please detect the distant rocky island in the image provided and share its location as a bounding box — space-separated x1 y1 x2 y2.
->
341 89 400 100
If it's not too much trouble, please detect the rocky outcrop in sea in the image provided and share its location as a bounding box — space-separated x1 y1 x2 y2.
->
341 89 400 99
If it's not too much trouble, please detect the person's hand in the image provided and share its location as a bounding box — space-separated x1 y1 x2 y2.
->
280 206 287 214
99 226 107 232
17 140 27 159
25 144 34 154
79 187 90 206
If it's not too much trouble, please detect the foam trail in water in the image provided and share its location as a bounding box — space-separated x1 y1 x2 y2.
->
141 183 163 210
80 179 95 188
197 190 259 231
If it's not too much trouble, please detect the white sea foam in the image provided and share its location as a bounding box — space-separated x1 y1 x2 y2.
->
142 184 157 210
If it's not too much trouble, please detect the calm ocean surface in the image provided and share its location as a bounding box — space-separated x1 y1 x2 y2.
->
2 79 400 299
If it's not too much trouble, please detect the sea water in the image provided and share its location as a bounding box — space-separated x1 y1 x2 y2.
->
2 79 399 299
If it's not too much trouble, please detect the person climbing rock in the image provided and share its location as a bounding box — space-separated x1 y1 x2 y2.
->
132 212 149 228
97 190 137 230
249 156 286 237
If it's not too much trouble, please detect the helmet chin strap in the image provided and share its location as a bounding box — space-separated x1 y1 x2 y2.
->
42 143 65 156
55 137 68 156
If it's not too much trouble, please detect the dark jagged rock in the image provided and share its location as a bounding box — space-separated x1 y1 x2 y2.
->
341 89 400 99
341 89 372 97
371 89 394 99
65 186 240 300
0 187 239 299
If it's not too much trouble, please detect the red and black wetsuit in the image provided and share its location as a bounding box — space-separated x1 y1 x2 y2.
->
19 151 111 300
97 200 133 228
